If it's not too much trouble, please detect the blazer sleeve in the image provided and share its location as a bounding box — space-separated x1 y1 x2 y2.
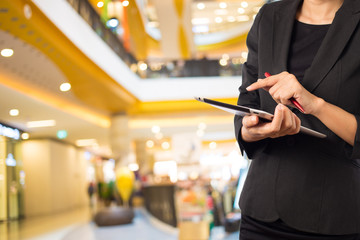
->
234 5 269 159
344 115 360 159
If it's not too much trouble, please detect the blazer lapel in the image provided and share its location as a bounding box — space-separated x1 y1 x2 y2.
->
302 0 360 93
272 0 302 73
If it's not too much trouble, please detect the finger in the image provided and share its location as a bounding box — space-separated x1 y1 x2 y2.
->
242 115 259 128
246 77 278 91
281 106 295 134
270 104 284 135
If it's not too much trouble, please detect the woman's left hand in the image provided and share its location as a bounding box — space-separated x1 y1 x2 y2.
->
246 71 321 115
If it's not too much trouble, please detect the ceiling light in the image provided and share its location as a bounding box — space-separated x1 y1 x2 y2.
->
192 18 210 25
219 2 227 9
146 140 154 148
76 139 97 147
209 141 217 149
219 59 228 66
9 109 19 116
23 4 32 19
60 83 71 92
237 7 245 14
128 163 139 171
139 62 148 71
197 3 205 10
106 18 119 28
27 120 56 128
122 0 129 7
21 133 30 140
161 141 170 150
97 1 104 8
241 52 248 59
1 48 14 57
151 125 161 134
241 1 249 8
215 17 223 23
192 25 209 33
189 172 199 180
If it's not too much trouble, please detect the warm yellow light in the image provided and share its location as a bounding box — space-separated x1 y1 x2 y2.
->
122 0 129 7
9 109 19 116
130 63 138 72
146 140 154 148
139 62 148 71
219 59 228 66
76 139 97 147
161 141 170 150
219 2 227 9
241 52 248 59
197 3 205 10
1 48 14 57
241 1 249 8
215 17 223 23
209 141 217 149
97 1 104 8
189 171 199 180
21 133 30 140
60 83 71 92
128 163 139 171
151 125 161 134
27 120 56 128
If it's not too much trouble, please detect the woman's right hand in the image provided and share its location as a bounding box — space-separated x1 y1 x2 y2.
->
241 104 301 142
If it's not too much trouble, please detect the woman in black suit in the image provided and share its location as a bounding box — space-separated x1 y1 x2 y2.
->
234 0 360 239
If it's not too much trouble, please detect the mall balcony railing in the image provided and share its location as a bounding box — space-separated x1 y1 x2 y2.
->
66 0 244 79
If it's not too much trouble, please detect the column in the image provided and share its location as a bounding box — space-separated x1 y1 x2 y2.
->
110 113 132 166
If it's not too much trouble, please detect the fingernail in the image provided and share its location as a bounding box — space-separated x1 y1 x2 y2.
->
277 104 283 110
251 116 257 122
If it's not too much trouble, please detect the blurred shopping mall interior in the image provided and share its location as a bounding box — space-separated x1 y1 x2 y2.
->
0 0 269 239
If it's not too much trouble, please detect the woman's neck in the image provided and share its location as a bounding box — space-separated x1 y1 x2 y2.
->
297 0 344 25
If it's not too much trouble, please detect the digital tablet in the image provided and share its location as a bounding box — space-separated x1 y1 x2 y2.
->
195 97 326 138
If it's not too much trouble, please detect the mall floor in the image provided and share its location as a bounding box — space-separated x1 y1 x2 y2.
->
0 206 239 240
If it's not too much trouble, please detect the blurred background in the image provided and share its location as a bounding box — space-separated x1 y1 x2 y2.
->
0 0 271 239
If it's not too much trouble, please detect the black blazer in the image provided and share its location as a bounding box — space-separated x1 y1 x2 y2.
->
234 0 360 235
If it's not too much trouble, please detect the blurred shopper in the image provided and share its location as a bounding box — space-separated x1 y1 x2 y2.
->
87 182 96 207
234 0 360 239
